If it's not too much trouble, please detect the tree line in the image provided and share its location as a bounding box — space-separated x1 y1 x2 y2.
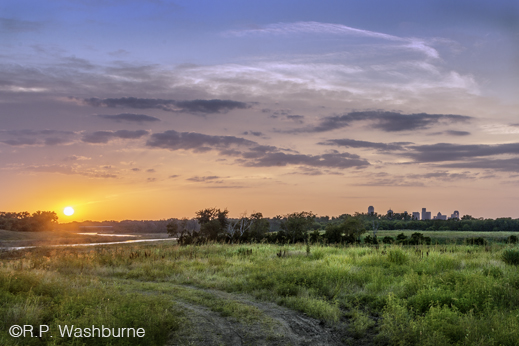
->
0 211 58 232
167 208 368 245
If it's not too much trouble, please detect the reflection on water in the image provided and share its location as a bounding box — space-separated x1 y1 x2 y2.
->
77 233 142 237
4 238 177 251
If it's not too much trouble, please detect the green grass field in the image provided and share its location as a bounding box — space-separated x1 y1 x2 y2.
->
2 241 519 345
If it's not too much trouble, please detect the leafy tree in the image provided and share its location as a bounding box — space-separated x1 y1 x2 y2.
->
31 211 58 232
279 211 316 243
249 212 270 241
167 218 200 245
195 208 229 241
324 217 367 244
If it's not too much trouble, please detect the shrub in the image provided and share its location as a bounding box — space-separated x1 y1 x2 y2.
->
388 249 408 265
382 236 393 244
507 235 518 244
466 237 487 246
502 249 519 266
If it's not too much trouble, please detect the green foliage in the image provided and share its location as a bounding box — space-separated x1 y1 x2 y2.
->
508 235 518 244
324 217 366 244
465 237 487 245
309 229 321 244
382 236 393 244
5 240 519 345
387 249 408 265
279 211 316 243
0 211 58 232
502 249 519 265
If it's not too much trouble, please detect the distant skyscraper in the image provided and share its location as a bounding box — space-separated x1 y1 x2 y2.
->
422 208 431 220
368 206 374 215
450 210 460 219
433 212 447 220
412 212 420 220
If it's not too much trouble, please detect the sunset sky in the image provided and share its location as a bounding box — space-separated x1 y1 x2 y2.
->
1 0 519 221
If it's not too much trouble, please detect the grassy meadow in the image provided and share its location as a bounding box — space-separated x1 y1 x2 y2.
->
2 239 519 345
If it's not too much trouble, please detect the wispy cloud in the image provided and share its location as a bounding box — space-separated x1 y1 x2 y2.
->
25 164 118 179
225 21 440 59
0 130 76 146
81 130 149 144
318 138 412 151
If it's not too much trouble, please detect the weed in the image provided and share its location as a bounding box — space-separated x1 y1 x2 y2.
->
502 248 519 266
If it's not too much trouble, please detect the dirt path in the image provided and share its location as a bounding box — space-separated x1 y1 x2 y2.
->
165 285 364 346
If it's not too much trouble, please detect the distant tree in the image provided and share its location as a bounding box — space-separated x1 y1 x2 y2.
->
249 212 270 241
30 211 58 232
279 211 316 243
324 217 367 244
167 218 200 245
195 208 229 241
226 213 252 243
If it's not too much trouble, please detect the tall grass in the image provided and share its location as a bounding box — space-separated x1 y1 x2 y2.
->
2 241 519 344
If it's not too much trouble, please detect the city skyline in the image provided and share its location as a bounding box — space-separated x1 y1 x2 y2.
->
1 1 519 221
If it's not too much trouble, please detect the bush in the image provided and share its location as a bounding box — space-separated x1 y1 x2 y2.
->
388 249 408 265
507 235 518 244
465 237 487 246
502 249 519 266
382 236 393 244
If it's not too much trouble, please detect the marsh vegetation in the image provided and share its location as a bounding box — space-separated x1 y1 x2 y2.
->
2 239 519 345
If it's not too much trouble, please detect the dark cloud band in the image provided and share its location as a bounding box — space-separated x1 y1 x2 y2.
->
298 110 471 132
82 97 250 114
98 113 160 123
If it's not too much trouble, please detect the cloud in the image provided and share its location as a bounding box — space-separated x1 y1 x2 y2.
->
444 130 471 136
146 169 155 173
81 130 149 144
186 176 222 182
241 151 369 169
242 131 264 137
403 142 519 162
224 21 440 59
146 130 256 152
441 158 519 173
0 130 76 146
26 164 117 178
0 17 42 33
298 111 471 133
147 130 369 170
428 130 471 136
63 155 91 161
97 113 161 123
286 115 305 123
318 138 411 151
82 97 250 114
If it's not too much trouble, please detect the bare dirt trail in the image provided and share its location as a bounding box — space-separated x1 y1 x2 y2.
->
165 284 379 346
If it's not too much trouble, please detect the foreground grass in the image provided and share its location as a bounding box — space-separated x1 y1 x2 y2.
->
2 242 519 345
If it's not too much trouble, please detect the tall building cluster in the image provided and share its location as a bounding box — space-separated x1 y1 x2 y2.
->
368 206 460 220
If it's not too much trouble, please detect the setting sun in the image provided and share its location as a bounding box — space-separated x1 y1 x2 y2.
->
63 206 75 216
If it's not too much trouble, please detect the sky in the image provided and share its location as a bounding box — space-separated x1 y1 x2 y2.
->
1 0 519 221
